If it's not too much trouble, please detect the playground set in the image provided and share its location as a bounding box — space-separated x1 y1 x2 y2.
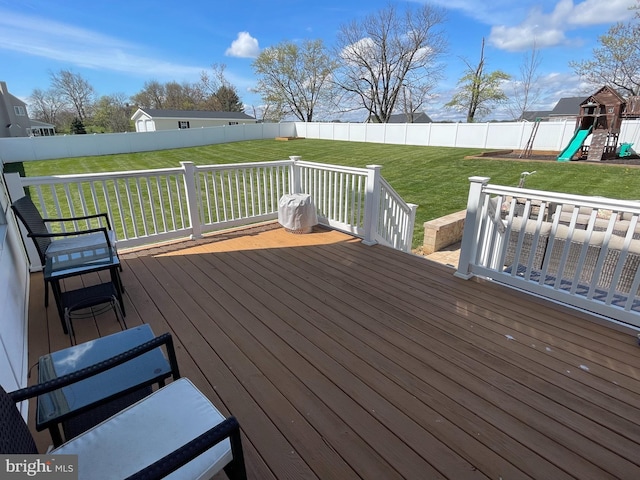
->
522 85 640 162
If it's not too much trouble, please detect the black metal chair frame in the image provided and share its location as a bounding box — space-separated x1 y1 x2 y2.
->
1 333 247 480
33 333 180 445
10 195 123 307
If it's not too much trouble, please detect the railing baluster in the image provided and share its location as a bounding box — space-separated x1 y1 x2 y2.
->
15 159 414 256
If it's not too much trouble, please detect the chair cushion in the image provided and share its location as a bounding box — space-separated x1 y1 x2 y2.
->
46 230 117 257
51 378 232 480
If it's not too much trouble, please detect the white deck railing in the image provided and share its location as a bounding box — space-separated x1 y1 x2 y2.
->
456 176 640 328
5 157 417 268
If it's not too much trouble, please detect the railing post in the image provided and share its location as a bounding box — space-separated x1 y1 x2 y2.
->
455 176 491 280
289 156 302 193
362 164 382 246
180 161 202 239
405 203 418 252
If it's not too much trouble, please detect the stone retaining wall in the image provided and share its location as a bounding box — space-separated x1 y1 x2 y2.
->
422 210 467 254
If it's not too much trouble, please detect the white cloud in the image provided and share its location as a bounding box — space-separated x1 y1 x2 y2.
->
489 24 567 51
425 0 636 27
225 32 260 58
487 0 637 52
569 0 637 25
0 9 203 78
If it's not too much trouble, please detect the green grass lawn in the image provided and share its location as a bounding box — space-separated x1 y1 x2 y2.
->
7 138 640 247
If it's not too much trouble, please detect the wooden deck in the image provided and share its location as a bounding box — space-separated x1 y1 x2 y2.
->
27 223 640 479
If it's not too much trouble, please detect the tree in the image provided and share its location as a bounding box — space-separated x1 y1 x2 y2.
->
50 69 95 122
199 63 229 110
507 41 543 121
164 81 201 110
29 88 65 127
131 81 166 109
70 117 87 134
253 39 337 122
215 85 244 112
93 93 132 132
569 18 640 97
445 38 510 122
334 3 447 123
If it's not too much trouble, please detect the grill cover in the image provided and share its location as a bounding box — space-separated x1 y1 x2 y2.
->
278 194 318 233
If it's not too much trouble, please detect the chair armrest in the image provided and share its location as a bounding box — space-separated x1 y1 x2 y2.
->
124 416 247 480
27 226 110 240
9 333 181 404
43 212 112 230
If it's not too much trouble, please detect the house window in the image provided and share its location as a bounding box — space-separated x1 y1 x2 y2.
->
228 121 239 125
178 121 190 129
13 106 26 116
608 107 614 113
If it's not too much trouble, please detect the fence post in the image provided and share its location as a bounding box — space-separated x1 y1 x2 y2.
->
362 164 382 246
455 176 490 280
180 161 202 239
289 156 302 193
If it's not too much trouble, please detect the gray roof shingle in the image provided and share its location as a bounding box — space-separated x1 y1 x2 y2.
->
141 109 255 120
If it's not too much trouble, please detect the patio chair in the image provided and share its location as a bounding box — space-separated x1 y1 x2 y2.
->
11 195 122 306
1 340 247 480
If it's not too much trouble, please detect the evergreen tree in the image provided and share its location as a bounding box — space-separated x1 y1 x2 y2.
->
70 117 87 134
215 85 244 112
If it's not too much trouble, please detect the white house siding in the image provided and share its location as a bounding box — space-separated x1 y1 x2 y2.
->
0 167 29 396
152 118 256 130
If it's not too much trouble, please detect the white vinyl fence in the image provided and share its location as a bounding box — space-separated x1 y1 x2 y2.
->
5 158 417 270
294 119 640 152
0 122 296 162
4 119 640 163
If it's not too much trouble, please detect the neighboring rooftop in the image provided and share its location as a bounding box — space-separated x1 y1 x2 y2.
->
135 108 255 120
387 112 433 123
549 97 586 117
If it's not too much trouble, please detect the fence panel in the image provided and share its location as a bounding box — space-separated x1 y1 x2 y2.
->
7 159 417 263
376 179 417 252
19 168 192 249
297 161 369 236
196 161 291 231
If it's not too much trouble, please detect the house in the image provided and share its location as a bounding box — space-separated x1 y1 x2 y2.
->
519 110 551 122
29 119 56 137
367 111 433 123
0 81 32 138
387 112 432 123
522 96 589 122
131 108 258 132
548 96 586 121
0 81 55 137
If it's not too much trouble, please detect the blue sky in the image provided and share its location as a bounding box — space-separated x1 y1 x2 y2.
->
0 0 636 121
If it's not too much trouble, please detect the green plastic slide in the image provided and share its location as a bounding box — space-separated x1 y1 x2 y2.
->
557 127 592 161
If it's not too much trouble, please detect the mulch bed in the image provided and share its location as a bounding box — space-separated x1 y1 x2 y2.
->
477 151 640 166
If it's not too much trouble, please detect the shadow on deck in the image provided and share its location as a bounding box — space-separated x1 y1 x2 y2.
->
27 223 640 479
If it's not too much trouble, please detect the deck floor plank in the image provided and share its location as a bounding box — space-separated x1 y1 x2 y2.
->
194 249 486 480
26 224 640 479
253 244 620 479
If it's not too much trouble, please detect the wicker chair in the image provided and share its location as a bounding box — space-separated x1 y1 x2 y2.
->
504 217 551 270
505 219 640 296
11 195 122 306
546 226 640 294
1 337 246 480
